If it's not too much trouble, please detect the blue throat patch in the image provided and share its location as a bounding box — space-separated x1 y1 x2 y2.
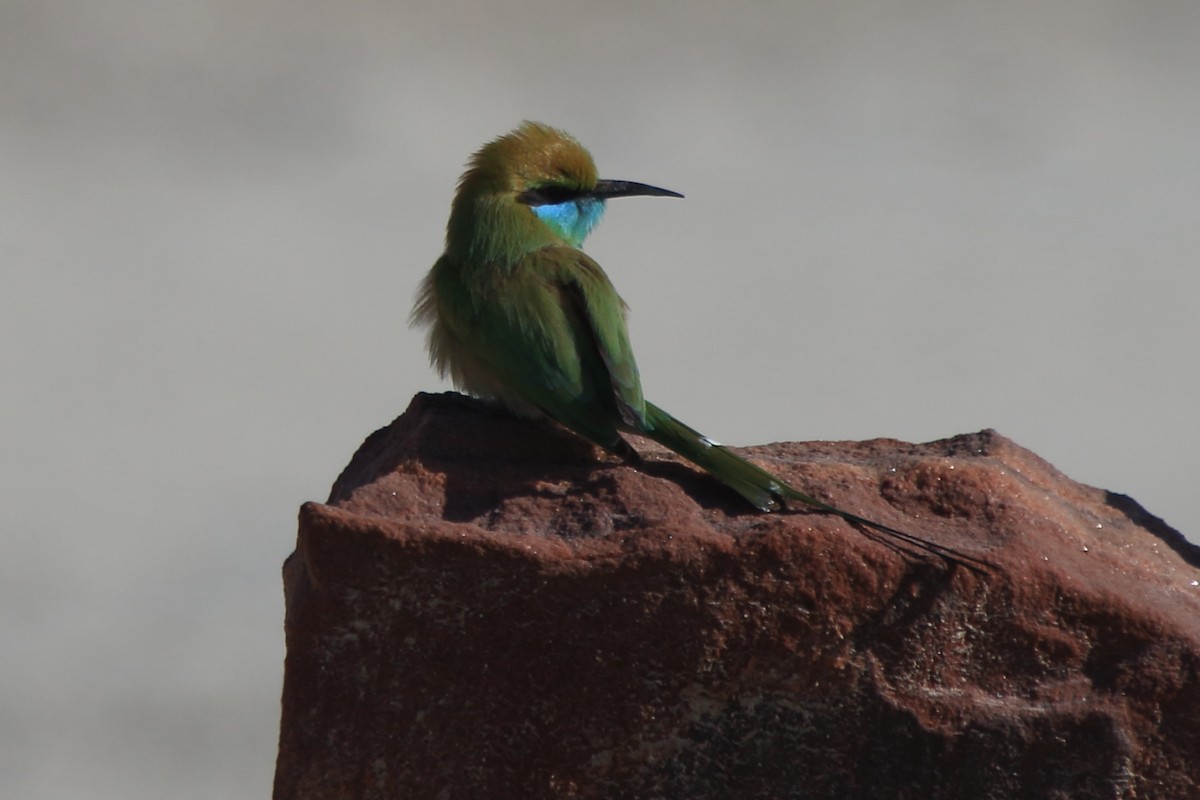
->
533 198 607 247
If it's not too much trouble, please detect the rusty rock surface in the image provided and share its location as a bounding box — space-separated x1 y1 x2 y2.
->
274 393 1199 799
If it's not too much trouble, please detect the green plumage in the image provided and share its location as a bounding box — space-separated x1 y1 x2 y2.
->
416 243 644 459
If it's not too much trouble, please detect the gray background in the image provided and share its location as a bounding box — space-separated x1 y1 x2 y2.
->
4 1 1197 797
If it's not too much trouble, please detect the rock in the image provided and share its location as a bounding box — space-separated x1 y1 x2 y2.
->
273 392 1200 799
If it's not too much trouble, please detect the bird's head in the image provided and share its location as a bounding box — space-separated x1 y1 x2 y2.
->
445 121 681 263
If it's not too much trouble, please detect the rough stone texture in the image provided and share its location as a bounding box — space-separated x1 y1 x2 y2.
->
274 392 1200 799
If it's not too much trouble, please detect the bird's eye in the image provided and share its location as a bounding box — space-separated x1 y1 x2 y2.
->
517 185 581 206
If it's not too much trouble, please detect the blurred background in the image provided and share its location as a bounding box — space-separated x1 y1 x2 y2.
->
3 1 1197 797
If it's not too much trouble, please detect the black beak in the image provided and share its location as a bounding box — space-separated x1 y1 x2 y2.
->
590 179 684 200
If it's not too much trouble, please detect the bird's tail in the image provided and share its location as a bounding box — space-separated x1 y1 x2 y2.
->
642 402 800 512
640 402 991 571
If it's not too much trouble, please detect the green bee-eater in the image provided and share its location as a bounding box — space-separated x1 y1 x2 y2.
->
412 122 973 561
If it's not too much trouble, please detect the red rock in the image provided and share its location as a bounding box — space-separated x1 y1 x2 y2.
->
274 392 1200 799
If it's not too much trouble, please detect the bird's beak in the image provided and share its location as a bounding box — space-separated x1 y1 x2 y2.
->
590 179 684 200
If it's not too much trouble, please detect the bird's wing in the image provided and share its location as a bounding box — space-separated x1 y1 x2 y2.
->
443 246 648 453
550 247 648 432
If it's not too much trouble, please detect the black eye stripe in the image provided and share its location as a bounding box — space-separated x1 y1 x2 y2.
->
517 185 584 206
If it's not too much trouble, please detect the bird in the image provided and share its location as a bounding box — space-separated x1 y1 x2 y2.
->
411 121 976 563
